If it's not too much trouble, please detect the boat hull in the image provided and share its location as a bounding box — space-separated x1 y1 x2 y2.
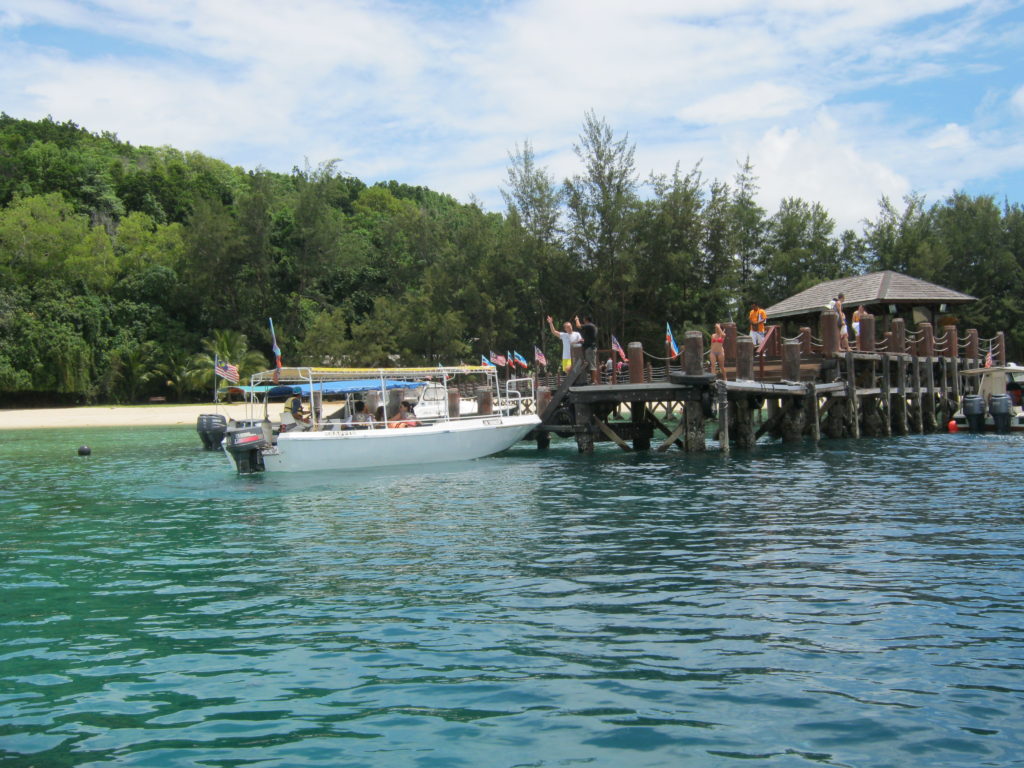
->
256 415 540 472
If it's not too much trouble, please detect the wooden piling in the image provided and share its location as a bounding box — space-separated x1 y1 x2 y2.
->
806 382 820 442
684 331 704 376
821 310 839 357
966 329 979 364
894 358 909 435
717 381 730 455
910 356 923 434
997 331 1007 366
782 340 801 382
845 350 860 438
724 322 738 363
891 319 906 354
628 342 650 450
880 354 893 437
736 336 754 380
477 389 494 415
859 314 876 353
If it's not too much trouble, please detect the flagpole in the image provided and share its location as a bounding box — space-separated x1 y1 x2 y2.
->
213 353 219 404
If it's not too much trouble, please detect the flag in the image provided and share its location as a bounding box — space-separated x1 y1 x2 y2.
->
534 346 548 366
481 354 496 367
985 346 993 368
513 351 529 368
611 335 627 362
215 360 240 384
666 323 679 358
490 350 507 366
270 317 282 368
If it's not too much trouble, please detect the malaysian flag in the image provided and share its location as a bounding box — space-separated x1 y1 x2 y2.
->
490 350 507 366
481 354 496 367
215 360 240 384
611 335 627 362
534 346 548 366
513 351 529 368
666 323 680 358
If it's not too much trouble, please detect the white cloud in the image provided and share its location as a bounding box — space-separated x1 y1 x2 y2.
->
0 0 1021 232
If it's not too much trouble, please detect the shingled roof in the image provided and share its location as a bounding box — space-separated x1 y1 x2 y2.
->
765 271 976 320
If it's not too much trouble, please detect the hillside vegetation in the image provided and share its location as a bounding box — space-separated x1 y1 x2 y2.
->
1 112 1021 404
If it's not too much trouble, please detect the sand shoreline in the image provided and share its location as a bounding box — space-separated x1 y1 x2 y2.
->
1 403 255 430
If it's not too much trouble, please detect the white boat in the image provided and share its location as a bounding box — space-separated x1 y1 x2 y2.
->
952 364 1024 433
222 365 540 473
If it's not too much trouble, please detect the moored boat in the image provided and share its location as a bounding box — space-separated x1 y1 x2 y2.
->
952 364 1024 433
223 365 539 473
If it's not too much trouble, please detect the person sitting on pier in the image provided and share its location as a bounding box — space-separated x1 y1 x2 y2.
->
546 315 582 373
749 303 767 347
710 323 728 381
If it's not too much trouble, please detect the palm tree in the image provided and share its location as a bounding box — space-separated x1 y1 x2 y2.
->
157 348 205 402
110 341 160 403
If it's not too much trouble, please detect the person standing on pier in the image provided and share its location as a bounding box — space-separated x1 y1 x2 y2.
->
710 323 728 381
547 315 582 373
749 302 767 348
835 293 851 352
577 314 599 384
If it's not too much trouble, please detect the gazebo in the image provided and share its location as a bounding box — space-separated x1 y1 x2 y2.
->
765 271 976 329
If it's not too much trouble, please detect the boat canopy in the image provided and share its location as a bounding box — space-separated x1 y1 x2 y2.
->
226 379 427 397
249 365 492 384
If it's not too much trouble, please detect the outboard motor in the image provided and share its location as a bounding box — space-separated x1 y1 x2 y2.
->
962 394 985 433
224 420 271 474
989 393 1012 434
196 413 227 450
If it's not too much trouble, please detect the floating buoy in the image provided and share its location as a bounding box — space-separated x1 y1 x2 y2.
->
77 445 91 456
947 420 958 433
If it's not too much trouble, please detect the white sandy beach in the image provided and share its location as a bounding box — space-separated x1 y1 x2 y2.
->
1 403 254 430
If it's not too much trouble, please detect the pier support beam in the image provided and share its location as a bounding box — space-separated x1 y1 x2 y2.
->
734 395 756 449
717 381 730 455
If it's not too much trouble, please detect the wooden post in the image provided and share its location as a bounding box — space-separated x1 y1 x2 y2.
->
574 402 593 453
946 325 958 361
734 395 756 449
911 355 924 434
736 336 754 380
966 329 979 364
782 340 801 382
924 356 937 432
806 382 820 442
859 314 876 353
845 350 860 438
880 354 892 437
919 323 934 358
939 358 951 425
717 380 730 455
477 389 494 415
684 331 704 376
683 398 705 452
799 327 812 356
821 310 839 357
628 342 649 450
724 322 738 363
997 331 1007 367
891 318 906 354
447 388 461 419
894 358 909 435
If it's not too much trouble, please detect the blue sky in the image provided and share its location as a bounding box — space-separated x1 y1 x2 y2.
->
1 0 1023 232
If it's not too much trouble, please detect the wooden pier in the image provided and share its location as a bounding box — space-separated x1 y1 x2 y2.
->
528 312 1009 454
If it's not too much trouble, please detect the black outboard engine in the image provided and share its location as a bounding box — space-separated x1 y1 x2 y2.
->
962 394 985 433
989 393 1012 434
224 420 271 474
196 413 228 450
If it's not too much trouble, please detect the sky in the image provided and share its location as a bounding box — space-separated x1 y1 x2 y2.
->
1 0 1023 232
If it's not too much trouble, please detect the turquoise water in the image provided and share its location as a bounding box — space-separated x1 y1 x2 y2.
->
1 427 1023 767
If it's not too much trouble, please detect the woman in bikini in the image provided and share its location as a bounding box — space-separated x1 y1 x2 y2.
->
710 323 727 381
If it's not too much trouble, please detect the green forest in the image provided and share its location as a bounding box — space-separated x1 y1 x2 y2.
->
1 111 1022 405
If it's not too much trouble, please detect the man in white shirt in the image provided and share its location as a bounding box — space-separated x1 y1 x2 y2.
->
546 315 582 372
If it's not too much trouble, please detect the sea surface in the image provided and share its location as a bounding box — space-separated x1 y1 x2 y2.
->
1 426 1023 767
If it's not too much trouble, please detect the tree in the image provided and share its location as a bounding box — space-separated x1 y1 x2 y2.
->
563 111 640 333
502 140 561 245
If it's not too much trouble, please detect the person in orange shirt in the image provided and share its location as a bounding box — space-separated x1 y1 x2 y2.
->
748 303 767 347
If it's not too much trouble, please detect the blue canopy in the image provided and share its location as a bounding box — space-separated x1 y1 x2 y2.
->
226 379 427 397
